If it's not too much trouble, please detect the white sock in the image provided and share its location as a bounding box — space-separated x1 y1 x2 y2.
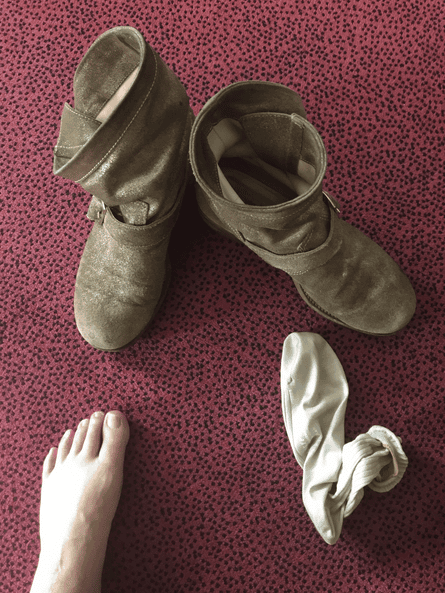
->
281 332 408 545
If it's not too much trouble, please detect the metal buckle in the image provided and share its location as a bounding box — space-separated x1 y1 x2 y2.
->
86 196 107 224
96 200 107 222
322 190 341 214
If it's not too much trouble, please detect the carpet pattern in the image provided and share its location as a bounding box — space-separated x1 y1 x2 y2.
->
1 1 445 591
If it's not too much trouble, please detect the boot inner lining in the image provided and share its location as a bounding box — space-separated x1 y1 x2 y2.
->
96 66 141 123
207 118 317 206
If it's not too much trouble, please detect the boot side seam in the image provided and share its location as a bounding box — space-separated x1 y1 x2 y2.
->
299 227 315 252
213 202 243 241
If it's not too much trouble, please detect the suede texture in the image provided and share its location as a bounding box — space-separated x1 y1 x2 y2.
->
190 81 416 335
54 27 192 216
53 27 193 350
73 201 181 351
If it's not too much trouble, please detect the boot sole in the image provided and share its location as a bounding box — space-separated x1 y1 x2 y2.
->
294 283 407 337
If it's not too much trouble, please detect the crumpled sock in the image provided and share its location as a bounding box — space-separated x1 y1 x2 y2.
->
280 332 408 545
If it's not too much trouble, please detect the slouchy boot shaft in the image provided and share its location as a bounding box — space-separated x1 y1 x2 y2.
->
54 26 192 219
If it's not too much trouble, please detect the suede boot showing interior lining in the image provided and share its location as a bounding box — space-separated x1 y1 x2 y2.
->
190 81 416 335
53 27 193 350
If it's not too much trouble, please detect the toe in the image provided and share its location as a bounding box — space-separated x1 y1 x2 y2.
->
71 418 90 455
42 447 57 478
99 411 130 464
82 411 105 458
56 429 74 464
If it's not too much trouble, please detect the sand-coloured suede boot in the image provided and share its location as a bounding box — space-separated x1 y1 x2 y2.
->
190 81 416 335
53 27 193 351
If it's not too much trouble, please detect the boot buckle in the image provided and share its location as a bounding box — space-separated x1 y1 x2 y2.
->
323 191 341 215
86 196 107 224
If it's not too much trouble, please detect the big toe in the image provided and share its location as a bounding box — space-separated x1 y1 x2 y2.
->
99 411 130 464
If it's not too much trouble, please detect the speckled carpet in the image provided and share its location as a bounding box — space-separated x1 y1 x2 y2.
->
1 1 445 591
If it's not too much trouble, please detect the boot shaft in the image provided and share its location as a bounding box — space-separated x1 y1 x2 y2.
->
190 81 331 255
54 26 192 219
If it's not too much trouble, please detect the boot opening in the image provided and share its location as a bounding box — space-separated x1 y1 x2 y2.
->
207 117 318 207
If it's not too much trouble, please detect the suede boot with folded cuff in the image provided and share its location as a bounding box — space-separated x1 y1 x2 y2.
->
190 81 416 335
53 26 193 351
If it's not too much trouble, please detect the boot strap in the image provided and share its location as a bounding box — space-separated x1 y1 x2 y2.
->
85 194 182 248
243 197 344 277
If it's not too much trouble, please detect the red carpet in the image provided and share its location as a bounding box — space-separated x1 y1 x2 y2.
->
2 1 445 591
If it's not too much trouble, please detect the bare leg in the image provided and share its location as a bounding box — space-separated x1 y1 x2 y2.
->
30 410 130 593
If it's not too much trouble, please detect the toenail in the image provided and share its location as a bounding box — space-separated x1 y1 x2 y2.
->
106 412 121 429
93 411 104 419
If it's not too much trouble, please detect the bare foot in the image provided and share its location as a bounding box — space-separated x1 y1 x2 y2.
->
30 411 130 593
